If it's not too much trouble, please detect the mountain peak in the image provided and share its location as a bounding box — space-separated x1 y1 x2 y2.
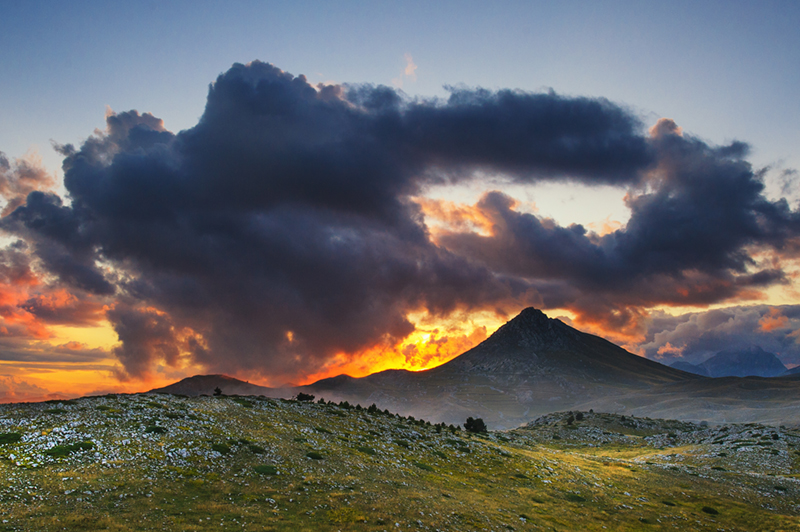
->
490 307 578 350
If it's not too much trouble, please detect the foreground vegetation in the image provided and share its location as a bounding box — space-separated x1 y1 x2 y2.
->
0 394 798 531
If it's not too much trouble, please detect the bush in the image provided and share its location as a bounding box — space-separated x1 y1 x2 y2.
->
464 417 488 434
295 392 315 402
357 446 376 456
701 506 719 515
44 441 94 457
0 432 22 445
306 451 324 460
144 426 167 434
211 443 231 455
413 462 434 471
248 444 266 454
253 465 278 475
575 412 584 421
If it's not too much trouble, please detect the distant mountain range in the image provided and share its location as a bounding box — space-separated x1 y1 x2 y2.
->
150 308 800 428
669 346 788 377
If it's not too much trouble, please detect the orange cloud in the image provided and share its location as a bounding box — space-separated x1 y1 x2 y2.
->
656 341 684 357
586 215 623 236
415 197 499 237
759 308 789 332
0 150 58 216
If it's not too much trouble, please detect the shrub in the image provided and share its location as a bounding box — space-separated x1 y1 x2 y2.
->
231 397 253 408
464 417 488 434
565 493 586 502
295 392 315 402
144 426 167 434
575 412 584 421
211 443 231 455
253 465 278 475
306 451 324 460
0 432 22 445
413 462 434 471
701 506 719 515
357 446 376 455
213 387 222 396
44 441 94 457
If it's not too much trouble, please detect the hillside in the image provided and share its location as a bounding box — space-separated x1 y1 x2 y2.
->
1 394 799 531
149 374 284 397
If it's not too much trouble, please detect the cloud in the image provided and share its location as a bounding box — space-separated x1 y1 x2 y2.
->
0 60 798 382
435 115 800 336
638 305 800 366
392 53 418 88
0 151 57 216
0 375 62 403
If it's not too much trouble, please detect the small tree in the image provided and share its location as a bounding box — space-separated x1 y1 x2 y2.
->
464 417 488 434
575 412 584 421
213 387 222 396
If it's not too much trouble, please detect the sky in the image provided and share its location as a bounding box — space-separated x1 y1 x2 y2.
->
1 0 800 401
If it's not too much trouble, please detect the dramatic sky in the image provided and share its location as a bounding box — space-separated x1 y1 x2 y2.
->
2 1 800 401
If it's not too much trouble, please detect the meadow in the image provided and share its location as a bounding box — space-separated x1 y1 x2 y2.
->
0 394 798 531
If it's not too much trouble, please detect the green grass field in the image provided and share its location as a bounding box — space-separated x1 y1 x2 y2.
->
0 394 798 531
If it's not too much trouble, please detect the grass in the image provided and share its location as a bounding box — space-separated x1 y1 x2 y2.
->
0 396 797 531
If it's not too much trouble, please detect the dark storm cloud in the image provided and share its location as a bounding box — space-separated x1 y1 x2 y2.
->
1 61 798 379
437 119 800 333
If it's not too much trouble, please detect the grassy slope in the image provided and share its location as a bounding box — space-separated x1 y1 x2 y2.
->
0 394 798 531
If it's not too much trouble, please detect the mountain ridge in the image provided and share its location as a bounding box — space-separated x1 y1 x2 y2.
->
149 307 800 428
